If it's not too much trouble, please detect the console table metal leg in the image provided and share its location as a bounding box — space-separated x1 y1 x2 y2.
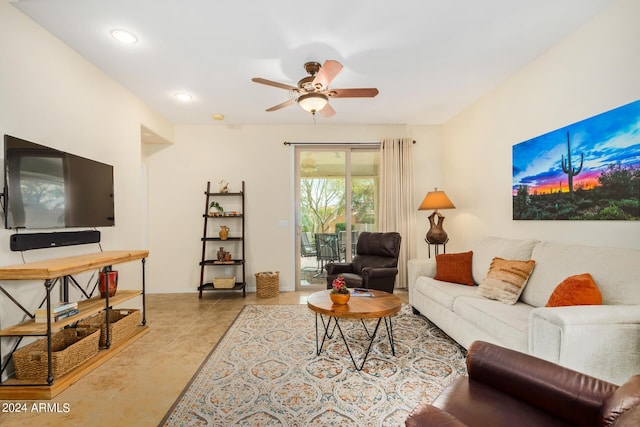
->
44 279 54 385
62 276 69 304
141 258 147 326
67 274 91 300
103 266 112 349
0 285 34 319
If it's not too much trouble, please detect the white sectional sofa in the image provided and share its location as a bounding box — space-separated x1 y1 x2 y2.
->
408 236 640 385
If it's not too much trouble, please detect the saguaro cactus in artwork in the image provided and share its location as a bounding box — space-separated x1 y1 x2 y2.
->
561 132 583 194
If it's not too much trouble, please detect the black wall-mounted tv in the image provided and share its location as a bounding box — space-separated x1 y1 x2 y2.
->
3 134 115 229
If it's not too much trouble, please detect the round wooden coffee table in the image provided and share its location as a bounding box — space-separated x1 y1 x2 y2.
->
307 289 402 371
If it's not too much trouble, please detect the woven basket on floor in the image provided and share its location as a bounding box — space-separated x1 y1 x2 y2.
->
13 327 100 380
77 309 140 348
255 271 279 298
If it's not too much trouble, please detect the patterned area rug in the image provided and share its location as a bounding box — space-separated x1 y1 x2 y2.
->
161 304 467 426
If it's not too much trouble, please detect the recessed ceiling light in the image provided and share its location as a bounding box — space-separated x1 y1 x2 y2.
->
212 114 225 121
110 29 138 44
174 92 193 102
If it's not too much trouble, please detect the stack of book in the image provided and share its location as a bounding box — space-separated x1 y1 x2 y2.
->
350 288 374 297
34 302 79 323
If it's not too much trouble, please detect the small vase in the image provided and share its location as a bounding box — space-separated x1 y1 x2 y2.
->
330 292 350 305
99 271 118 298
219 226 229 240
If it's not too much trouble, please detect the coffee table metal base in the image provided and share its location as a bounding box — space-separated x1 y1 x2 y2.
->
314 312 396 371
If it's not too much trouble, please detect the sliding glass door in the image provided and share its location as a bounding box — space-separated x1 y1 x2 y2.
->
295 145 379 290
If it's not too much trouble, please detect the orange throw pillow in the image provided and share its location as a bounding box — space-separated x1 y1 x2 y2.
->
434 251 474 286
546 273 603 307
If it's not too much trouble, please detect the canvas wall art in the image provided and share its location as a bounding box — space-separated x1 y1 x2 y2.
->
512 100 640 220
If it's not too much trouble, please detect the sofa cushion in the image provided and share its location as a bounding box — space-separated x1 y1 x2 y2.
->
414 276 481 310
469 236 539 285
546 273 602 307
434 251 474 286
453 296 531 351
521 242 640 307
476 258 536 305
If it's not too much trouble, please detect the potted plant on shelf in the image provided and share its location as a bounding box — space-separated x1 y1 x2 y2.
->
330 275 350 304
209 200 224 216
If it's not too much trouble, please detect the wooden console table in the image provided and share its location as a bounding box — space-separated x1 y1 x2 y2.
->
0 250 149 399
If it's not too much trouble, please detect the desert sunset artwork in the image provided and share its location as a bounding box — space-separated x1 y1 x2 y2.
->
512 100 639 220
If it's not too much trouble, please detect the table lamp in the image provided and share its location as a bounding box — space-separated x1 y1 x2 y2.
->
418 188 456 244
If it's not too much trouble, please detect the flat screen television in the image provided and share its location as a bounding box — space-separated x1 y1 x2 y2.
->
3 134 115 229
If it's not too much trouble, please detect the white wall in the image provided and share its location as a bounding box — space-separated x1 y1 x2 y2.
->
0 1 172 343
442 0 640 252
2 0 637 304
145 124 440 293
409 125 446 259
146 0 640 295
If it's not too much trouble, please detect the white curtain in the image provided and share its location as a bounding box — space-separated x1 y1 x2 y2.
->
379 137 416 289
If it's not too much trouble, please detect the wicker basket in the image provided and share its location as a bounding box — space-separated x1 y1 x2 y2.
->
213 277 236 289
13 328 100 380
77 309 140 348
255 271 279 298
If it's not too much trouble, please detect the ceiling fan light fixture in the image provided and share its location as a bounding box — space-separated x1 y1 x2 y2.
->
297 93 328 114
252 59 378 117
300 155 317 174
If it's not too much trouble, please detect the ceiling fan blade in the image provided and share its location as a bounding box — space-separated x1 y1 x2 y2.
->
266 98 296 112
328 88 379 98
252 77 298 91
312 60 343 90
320 103 336 118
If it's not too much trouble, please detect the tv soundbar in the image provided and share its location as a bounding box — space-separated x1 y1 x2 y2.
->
10 230 101 251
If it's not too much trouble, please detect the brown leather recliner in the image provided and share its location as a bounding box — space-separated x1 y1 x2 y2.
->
325 231 401 294
406 341 640 427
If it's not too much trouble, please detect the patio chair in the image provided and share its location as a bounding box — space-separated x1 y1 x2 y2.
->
315 233 341 274
300 232 316 257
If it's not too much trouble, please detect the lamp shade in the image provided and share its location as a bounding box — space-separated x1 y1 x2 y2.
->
418 188 455 211
297 93 328 113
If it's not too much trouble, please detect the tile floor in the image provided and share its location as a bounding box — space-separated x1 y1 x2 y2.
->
0 290 409 426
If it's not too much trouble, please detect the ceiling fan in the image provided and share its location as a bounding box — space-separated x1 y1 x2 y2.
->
252 60 379 117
